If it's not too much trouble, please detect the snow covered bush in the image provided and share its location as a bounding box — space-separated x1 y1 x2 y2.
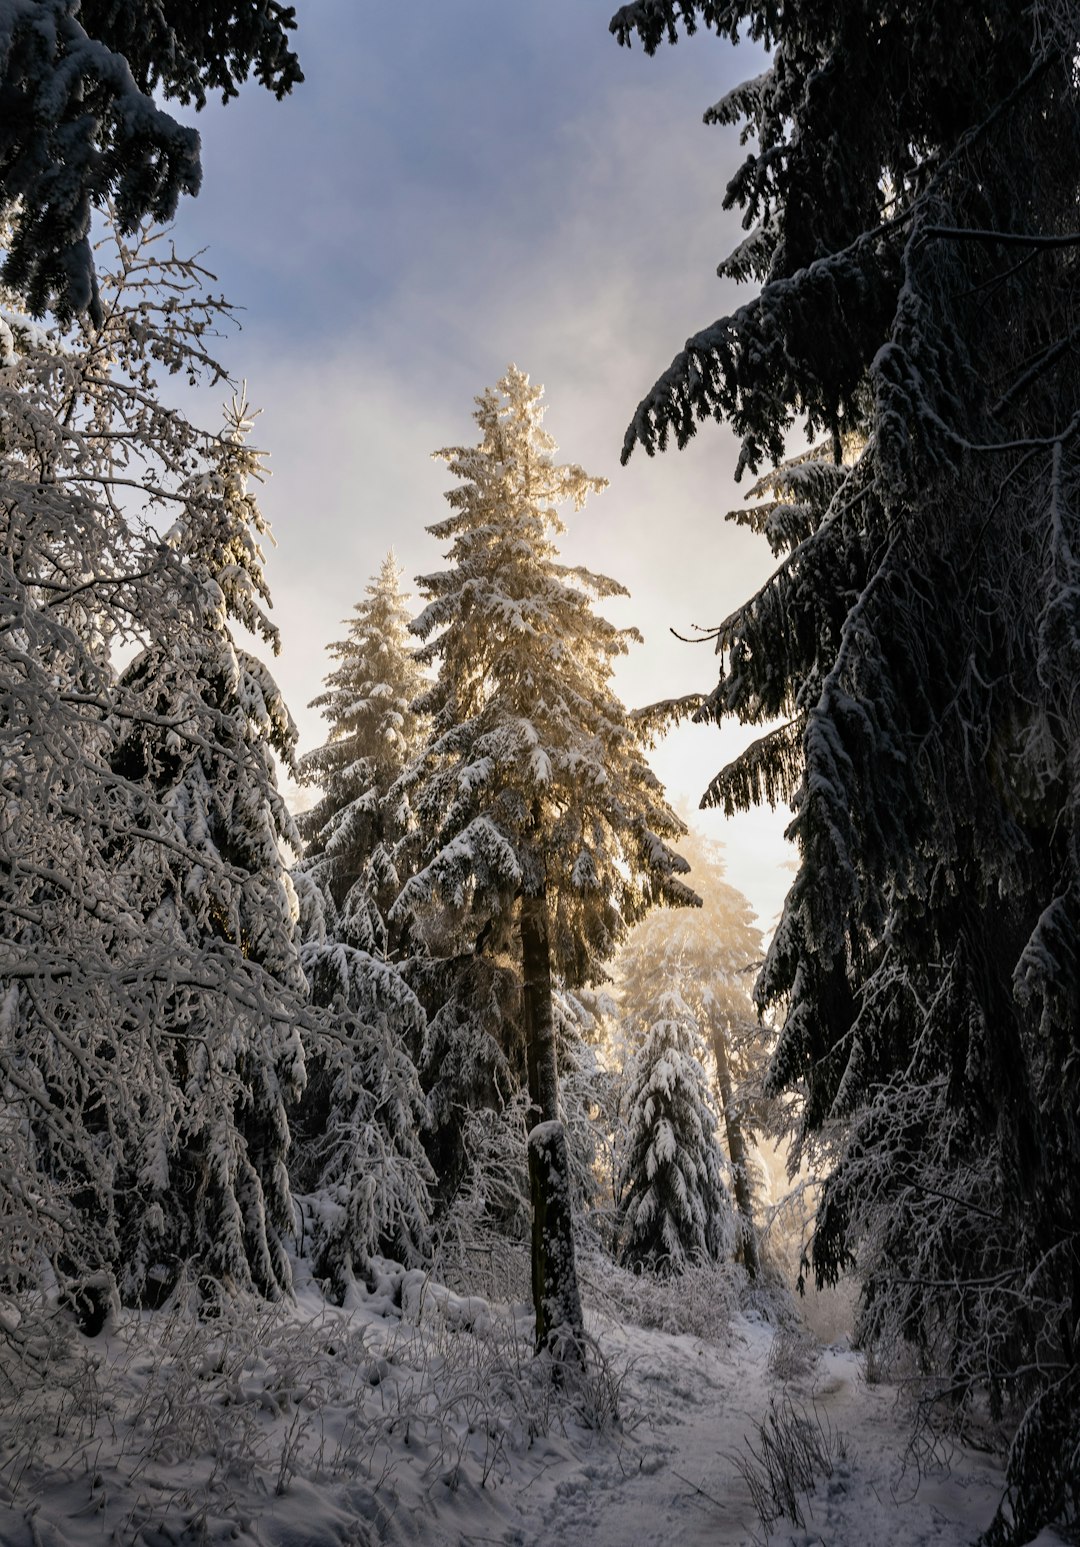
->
577 1250 743 1342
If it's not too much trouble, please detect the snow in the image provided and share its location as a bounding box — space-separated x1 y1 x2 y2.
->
0 1258 1067 1547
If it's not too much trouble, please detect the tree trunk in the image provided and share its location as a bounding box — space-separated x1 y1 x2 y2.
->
521 887 584 1360
711 1024 760 1279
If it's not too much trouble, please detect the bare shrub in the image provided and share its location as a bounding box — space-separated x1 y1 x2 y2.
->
730 1394 849 1535
0 1258 640 1544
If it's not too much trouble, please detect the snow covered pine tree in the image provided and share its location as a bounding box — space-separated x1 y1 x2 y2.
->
115 383 307 1304
290 554 433 1298
298 551 428 963
616 831 767 1275
617 986 734 1275
610 2 1080 1539
398 367 696 1359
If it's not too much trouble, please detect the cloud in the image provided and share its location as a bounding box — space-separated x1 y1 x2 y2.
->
170 0 793 924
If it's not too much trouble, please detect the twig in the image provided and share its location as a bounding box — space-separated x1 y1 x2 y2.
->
673 1468 726 1508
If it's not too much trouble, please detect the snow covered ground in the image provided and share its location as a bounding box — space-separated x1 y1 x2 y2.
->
0 1257 1069 1547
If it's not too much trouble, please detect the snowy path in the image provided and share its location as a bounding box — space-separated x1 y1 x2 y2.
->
427 1309 1069 1547
514 1324 771 1547
0 1279 1071 1547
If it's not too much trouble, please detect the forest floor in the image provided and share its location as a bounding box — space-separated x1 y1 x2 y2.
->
0 1253 1070 1547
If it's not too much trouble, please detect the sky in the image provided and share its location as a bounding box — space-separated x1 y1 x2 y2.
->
166 0 796 931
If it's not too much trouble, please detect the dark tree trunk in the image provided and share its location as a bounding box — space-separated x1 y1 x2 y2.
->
711 1024 760 1279
528 1121 584 1359
521 886 584 1359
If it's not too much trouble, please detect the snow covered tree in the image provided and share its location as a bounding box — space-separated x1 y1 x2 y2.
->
288 875 433 1299
610 4 1080 1538
616 831 767 1274
0 218 310 1323
0 0 302 321
398 366 696 1356
289 554 433 1296
113 388 306 1304
405 939 522 1211
297 551 428 961
617 990 733 1275
553 984 616 1229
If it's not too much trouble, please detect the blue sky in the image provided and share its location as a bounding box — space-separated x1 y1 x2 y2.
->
168 0 794 927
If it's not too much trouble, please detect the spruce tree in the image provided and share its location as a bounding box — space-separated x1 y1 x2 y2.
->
115 390 306 1303
297 552 427 960
609 4 1080 1537
616 831 767 1275
290 554 433 1296
399 366 695 1356
289 875 433 1298
617 990 733 1275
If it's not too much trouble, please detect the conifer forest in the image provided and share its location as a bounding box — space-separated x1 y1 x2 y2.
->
0 3 1078 1545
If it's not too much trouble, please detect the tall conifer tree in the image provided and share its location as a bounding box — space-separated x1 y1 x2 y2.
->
616 832 766 1275
609 4 1080 1536
399 366 695 1355
290 554 433 1296
1 220 310 1320
115 390 306 1303
297 552 427 959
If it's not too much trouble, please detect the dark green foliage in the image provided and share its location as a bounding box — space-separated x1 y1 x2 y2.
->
617 1003 732 1274
613 1 1043 474
77 0 302 104
610 3 1080 1539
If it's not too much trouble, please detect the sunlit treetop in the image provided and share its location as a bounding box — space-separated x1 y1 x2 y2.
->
398 365 696 988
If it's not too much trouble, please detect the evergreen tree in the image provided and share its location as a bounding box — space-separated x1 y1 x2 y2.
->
289 554 433 1297
114 389 306 1304
610 4 1080 1538
617 990 733 1275
405 938 522 1210
289 874 433 1298
0 0 302 320
398 366 695 1356
297 551 427 960
616 831 767 1274
0 218 310 1323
